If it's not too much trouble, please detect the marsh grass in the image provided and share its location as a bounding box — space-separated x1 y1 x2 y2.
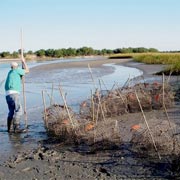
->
109 53 180 75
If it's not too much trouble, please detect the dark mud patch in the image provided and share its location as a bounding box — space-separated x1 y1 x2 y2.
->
1 141 180 180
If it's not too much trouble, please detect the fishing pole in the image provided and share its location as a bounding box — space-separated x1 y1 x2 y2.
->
21 28 28 129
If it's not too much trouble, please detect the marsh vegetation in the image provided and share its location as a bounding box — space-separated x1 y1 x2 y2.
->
110 53 180 75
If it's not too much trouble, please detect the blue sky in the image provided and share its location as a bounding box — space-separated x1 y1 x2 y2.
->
0 0 180 52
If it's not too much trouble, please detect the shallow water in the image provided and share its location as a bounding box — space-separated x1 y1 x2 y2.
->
0 58 142 162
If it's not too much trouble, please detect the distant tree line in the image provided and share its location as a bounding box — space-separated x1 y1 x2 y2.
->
0 47 159 59
113 47 159 53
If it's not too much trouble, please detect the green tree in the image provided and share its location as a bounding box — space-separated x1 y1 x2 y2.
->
101 49 113 55
148 48 158 52
66 48 76 56
1 51 10 58
45 49 55 57
35 49 45 57
54 49 63 58
27 50 34 54
94 50 102 55
77 47 95 56
113 48 121 54
12 51 19 58
61 48 68 56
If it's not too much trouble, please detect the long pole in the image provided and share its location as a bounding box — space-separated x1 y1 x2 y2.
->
162 73 171 128
59 84 75 129
42 90 47 128
21 29 28 129
135 90 161 160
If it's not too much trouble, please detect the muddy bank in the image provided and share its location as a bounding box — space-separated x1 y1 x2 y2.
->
30 58 131 72
1 145 179 180
0 106 180 179
0 58 180 179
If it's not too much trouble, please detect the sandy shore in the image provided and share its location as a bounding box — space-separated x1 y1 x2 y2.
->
0 58 179 180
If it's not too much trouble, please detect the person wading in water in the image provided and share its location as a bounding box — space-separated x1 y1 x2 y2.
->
5 57 29 133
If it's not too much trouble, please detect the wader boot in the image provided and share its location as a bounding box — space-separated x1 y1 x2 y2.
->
7 117 14 133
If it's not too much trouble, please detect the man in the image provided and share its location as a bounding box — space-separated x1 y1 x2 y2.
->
5 57 29 133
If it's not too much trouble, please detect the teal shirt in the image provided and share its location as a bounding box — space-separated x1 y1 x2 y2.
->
5 68 25 93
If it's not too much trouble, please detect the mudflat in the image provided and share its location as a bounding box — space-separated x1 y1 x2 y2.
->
0 58 179 180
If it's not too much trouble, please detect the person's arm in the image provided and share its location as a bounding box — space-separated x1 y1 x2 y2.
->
21 57 29 74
